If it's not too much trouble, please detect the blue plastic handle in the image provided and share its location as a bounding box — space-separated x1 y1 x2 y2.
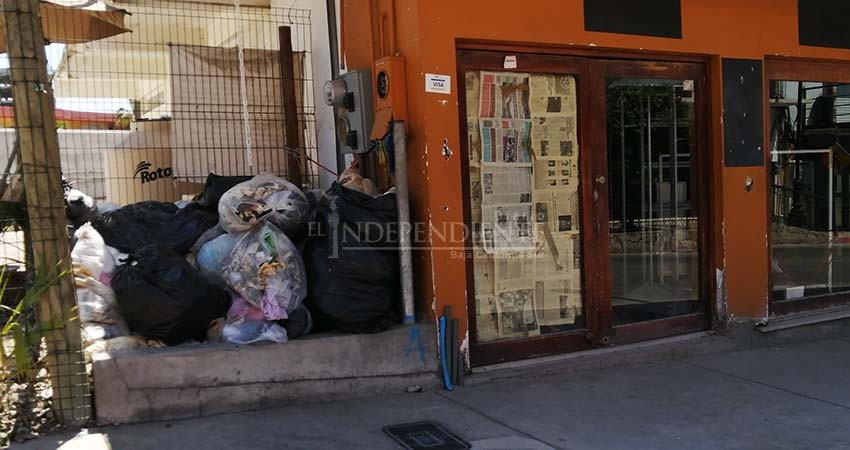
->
439 316 453 391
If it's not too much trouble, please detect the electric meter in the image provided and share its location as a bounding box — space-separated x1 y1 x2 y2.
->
326 70 373 154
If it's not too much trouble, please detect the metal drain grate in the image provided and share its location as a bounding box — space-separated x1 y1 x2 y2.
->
383 421 471 450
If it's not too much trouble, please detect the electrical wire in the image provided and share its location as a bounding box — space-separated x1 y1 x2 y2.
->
283 145 338 177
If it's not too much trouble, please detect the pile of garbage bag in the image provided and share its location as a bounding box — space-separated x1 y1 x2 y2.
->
67 168 401 352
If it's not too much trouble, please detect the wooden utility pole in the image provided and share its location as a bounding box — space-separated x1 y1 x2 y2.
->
278 26 305 187
2 0 91 425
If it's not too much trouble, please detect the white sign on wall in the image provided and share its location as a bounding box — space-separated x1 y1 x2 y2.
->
425 73 451 94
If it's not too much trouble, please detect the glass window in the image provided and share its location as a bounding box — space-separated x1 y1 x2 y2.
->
465 71 584 343
770 80 850 301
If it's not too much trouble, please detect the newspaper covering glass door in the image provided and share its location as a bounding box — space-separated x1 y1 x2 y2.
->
465 71 584 343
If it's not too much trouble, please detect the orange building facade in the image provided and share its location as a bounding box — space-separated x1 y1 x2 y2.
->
342 0 850 366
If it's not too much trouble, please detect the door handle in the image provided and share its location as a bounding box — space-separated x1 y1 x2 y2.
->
596 175 606 184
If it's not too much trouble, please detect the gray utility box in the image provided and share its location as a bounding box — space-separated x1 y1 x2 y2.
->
325 70 374 154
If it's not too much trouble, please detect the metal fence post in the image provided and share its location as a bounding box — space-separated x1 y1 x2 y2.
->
1 0 91 425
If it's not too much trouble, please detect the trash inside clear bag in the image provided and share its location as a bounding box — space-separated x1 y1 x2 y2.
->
221 297 288 344
218 174 310 237
197 233 240 286
221 223 307 320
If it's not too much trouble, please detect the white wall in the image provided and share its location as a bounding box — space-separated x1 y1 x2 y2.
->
0 128 127 200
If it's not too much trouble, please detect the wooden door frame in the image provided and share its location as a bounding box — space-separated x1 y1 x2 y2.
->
764 57 850 316
593 59 713 345
456 49 599 366
457 45 716 367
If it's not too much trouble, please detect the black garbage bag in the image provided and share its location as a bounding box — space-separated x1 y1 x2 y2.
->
112 244 229 345
91 201 218 254
197 173 252 212
303 182 399 333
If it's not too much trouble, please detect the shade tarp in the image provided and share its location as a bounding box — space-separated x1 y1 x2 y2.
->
0 0 130 54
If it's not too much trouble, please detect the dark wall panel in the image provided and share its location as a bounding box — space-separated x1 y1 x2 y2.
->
584 0 682 38
799 0 850 49
723 59 764 167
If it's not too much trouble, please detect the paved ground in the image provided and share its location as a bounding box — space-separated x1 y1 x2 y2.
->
14 337 850 450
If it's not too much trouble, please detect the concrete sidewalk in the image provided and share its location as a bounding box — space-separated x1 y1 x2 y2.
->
14 337 850 450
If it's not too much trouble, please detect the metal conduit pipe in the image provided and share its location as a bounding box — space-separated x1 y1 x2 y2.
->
393 120 415 324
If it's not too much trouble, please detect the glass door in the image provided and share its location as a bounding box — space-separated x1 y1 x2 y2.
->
458 51 605 366
598 60 711 343
457 51 712 366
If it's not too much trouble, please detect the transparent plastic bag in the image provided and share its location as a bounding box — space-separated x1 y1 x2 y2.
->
82 324 127 346
197 232 239 286
221 297 288 344
222 320 288 344
74 273 129 337
218 174 310 237
221 223 307 320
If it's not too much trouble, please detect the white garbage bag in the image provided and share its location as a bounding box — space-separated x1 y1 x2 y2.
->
72 224 129 342
74 273 129 341
71 224 115 284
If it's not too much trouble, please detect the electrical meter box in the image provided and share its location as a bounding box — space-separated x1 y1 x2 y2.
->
370 56 407 140
323 70 374 154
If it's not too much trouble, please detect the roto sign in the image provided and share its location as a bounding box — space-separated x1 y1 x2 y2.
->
134 161 173 184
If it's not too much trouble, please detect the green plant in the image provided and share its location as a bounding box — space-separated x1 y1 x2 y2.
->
114 108 132 130
0 263 68 383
